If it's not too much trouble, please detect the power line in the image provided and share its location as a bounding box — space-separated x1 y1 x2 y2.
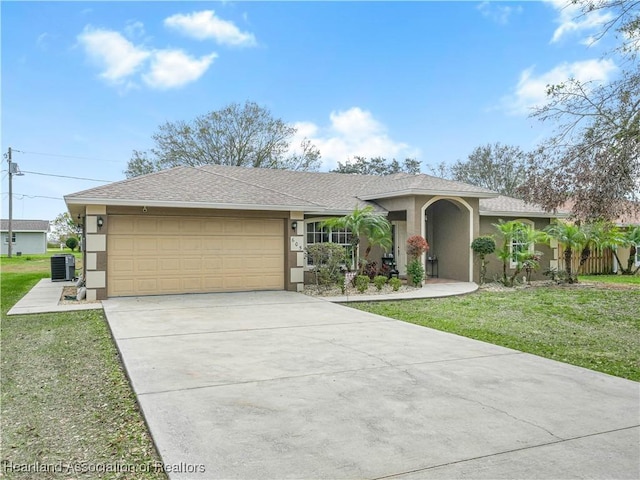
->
13 149 125 164
1 192 62 200
21 170 114 182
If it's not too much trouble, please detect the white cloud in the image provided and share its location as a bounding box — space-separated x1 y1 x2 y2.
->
502 58 618 115
477 1 523 25
143 50 217 90
124 20 145 39
77 26 150 83
164 10 256 46
290 107 420 171
544 0 613 44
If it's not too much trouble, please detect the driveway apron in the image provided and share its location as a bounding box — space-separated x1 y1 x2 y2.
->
103 291 639 480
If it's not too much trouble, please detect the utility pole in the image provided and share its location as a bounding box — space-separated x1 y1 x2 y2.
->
7 147 13 258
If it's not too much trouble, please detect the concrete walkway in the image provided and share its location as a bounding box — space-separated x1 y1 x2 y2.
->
6 279 474 316
7 278 103 315
104 290 639 480
322 281 477 303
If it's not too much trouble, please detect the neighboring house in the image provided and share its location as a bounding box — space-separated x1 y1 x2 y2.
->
64 165 564 300
1 219 50 255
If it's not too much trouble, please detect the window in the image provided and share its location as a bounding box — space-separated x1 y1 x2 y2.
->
510 222 534 268
306 221 353 266
635 243 640 266
4 233 16 244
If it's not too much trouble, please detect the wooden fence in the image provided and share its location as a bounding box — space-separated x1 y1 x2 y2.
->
556 246 614 275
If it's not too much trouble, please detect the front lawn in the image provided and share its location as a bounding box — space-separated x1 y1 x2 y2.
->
349 285 640 381
1 264 166 478
579 274 640 285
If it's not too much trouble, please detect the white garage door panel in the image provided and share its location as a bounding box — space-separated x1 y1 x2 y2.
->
108 215 284 296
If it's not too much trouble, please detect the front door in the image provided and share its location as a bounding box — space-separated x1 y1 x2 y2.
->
392 221 407 276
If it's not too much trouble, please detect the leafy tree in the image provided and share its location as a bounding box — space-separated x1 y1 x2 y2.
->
124 101 321 178
322 206 392 274
519 0 640 221
65 237 79 252
427 143 527 197
471 236 496 285
332 156 421 175
545 222 588 283
50 212 79 244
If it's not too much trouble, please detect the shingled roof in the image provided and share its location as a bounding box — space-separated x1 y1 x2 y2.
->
65 165 501 214
0 219 50 232
479 195 569 217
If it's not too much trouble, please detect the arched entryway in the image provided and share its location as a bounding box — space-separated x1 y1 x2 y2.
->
421 197 474 282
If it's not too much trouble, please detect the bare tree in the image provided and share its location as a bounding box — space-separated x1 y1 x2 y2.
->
519 0 639 221
125 101 321 178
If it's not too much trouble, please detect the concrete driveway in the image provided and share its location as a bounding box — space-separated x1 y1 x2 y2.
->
103 291 639 480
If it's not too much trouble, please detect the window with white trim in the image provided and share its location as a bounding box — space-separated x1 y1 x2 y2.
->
4 233 16 244
306 221 353 266
510 222 534 268
635 243 640 266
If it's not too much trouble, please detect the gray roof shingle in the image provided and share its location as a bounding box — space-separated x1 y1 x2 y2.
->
479 196 569 217
66 165 558 217
1 219 50 232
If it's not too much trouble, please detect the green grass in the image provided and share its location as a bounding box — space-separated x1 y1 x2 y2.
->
349 286 640 381
1 250 83 274
1 262 166 479
579 274 640 285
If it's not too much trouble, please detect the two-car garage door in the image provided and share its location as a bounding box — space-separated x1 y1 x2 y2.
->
107 215 284 297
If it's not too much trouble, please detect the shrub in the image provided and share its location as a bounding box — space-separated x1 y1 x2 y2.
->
406 259 424 287
355 275 370 293
406 235 429 260
389 277 402 291
471 236 496 285
65 237 79 251
471 236 496 256
373 275 387 291
306 243 346 288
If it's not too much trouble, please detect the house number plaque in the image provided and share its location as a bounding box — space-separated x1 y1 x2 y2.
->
290 236 304 252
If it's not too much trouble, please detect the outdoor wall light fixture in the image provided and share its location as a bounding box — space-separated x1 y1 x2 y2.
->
97 216 104 229
291 221 298 231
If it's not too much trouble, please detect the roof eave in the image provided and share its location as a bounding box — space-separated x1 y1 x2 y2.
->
358 189 499 201
64 197 316 213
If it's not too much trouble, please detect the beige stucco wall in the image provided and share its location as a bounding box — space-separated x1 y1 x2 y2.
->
479 216 554 283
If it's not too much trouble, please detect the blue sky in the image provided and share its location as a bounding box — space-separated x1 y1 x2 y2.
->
1 1 621 222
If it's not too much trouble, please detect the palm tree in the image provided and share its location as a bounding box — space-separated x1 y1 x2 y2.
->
322 206 392 274
545 222 587 283
583 222 628 275
623 226 640 275
494 220 546 286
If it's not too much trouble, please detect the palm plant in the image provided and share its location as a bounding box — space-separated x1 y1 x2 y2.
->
322 206 392 274
493 220 546 286
545 222 587 283
624 226 640 275
582 222 627 275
